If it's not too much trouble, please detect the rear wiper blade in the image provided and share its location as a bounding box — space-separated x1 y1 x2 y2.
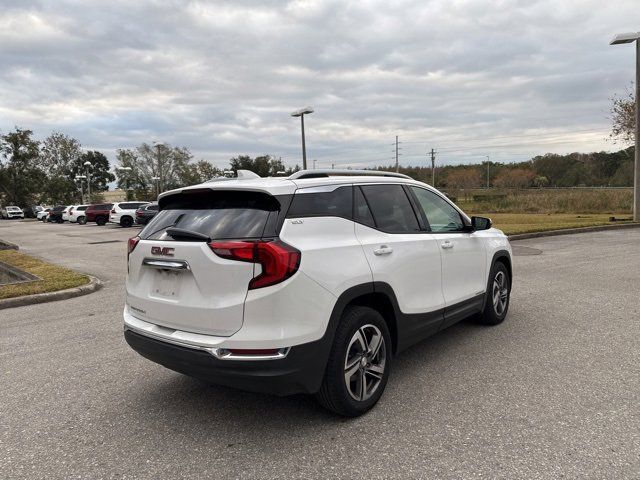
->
165 227 211 242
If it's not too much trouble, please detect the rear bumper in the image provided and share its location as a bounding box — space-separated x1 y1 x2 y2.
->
124 328 330 396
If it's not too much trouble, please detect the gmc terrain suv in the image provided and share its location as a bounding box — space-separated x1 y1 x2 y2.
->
124 170 512 416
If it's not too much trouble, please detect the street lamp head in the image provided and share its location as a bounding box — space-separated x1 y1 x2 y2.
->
151 176 160 180
116 166 132 172
84 161 92 167
75 175 87 180
610 32 640 45
291 107 314 117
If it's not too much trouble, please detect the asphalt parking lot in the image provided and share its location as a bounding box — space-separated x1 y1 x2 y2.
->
1 220 639 479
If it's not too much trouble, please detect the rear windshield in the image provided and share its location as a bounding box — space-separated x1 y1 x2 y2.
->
141 190 282 241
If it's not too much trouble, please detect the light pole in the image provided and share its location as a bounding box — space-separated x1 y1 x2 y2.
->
151 176 160 199
291 107 314 170
75 175 86 203
610 32 640 222
83 161 92 202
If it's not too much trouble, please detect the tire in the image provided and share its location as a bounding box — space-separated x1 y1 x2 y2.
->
77 216 86 225
316 306 392 417
478 261 511 326
96 216 107 226
120 216 133 228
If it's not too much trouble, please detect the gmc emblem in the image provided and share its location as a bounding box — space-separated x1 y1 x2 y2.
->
151 246 175 257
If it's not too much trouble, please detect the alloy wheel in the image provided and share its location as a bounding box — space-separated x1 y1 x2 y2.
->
492 271 509 316
344 324 386 402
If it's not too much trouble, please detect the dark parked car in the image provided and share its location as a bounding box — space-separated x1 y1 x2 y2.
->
134 203 159 225
85 203 114 226
47 205 67 223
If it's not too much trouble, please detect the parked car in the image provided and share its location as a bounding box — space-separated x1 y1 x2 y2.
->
27 205 44 219
134 202 159 225
109 201 150 227
84 203 113 226
1 206 25 219
47 205 67 223
37 208 51 221
61 205 75 222
123 169 513 416
68 205 89 224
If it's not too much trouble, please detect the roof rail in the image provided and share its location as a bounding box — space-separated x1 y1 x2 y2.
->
288 169 411 180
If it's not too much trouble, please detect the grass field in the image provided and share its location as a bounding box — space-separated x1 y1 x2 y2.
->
0 250 89 300
451 188 633 214
476 213 633 235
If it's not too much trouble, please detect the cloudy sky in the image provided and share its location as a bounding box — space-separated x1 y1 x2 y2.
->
0 0 638 170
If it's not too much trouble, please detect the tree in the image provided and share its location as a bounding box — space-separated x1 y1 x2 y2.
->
444 168 483 189
533 175 549 188
40 132 82 176
610 88 635 144
0 128 43 207
116 142 194 197
72 151 114 195
493 168 536 189
229 155 295 177
177 160 224 186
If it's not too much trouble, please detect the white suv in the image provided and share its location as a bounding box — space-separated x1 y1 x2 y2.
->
67 205 89 223
124 170 512 416
1 206 25 219
110 201 150 227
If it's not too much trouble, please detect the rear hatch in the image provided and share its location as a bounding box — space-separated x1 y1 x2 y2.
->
126 189 288 337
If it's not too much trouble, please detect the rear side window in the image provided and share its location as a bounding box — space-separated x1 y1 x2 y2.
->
121 202 146 209
141 190 281 241
94 204 112 211
77 206 87 211
147 204 158 211
360 185 420 233
287 185 352 219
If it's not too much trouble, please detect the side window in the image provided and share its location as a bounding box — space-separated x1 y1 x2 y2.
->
353 186 375 228
148 204 159 211
287 185 352 219
410 187 465 232
360 184 420 233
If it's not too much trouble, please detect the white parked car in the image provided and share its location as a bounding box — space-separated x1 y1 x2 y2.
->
61 206 74 222
37 208 51 221
123 170 513 416
1 206 25 219
109 201 150 227
66 205 89 223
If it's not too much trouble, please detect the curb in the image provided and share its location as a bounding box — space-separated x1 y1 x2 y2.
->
508 222 640 241
0 238 19 250
0 275 102 310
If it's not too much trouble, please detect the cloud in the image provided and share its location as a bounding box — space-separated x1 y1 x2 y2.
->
0 0 637 170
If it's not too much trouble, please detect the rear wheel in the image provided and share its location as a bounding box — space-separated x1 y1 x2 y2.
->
96 216 107 226
77 216 86 225
316 306 391 417
120 216 133 228
478 262 511 325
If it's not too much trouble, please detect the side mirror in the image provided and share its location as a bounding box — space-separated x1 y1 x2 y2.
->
471 216 492 231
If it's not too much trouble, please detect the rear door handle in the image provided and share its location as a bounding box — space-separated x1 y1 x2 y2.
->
373 245 393 256
441 240 454 249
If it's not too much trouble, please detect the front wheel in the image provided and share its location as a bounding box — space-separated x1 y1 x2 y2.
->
316 306 391 417
96 216 107 226
478 262 511 325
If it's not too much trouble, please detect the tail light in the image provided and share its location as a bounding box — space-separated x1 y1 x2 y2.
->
209 239 300 289
128 236 140 258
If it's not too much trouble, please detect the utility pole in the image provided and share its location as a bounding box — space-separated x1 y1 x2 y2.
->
486 155 490 189
429 149 436 186
84 161 92 202
331 163 335 169
395 135 399 172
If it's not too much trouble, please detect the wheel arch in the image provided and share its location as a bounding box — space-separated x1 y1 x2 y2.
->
491 249 512 281
328 283 400 355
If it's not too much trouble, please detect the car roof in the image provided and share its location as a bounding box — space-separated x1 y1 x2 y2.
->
159 170 432 200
